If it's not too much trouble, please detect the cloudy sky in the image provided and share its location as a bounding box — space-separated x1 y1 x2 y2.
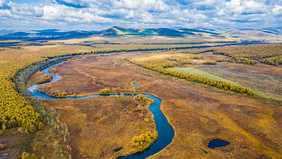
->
0 0 281 30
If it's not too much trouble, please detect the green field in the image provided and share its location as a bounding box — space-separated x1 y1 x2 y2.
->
168 67 235 83
168 67 282 102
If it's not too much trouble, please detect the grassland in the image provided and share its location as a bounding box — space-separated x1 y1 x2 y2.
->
0 126 68 159
0 46 94 158
194 64 282 98
127 52 255 95
168 66 282 101
0 39 281 159
168 67 231 82
36 52 282 158
40 96 156 159
26 71 53 87
161 45 282 101
1 42 229 158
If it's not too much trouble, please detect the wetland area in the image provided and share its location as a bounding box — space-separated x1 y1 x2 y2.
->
0 34 281 159
28 61 175 159
25 49 282 158
1 1 282 157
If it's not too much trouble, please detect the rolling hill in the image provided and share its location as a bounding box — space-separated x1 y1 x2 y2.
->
225 27 282 38
0 26 281 41
0 29 97 41
95 26 225 38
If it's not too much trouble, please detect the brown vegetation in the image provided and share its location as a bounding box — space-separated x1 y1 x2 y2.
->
127 53 254 95
213 44 282 65
36 52 282 158
41 96 155 159
0 41 246 158
194 64 282 98
26 71 52 87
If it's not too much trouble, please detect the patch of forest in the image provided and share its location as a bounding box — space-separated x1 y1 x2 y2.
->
213 44 282 66
127 54 254 95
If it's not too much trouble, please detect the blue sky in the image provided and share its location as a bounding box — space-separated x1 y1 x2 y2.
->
0 0 281 30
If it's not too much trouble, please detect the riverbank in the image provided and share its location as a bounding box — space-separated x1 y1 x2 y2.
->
28 60 175 159
36 52 282 159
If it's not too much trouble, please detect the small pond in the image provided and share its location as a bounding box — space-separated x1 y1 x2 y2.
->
208 139 230 149
114 147 123 152
133 82 140 86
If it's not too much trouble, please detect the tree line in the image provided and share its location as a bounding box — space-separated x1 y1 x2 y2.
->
0 42 260 157
127 58 254 95
213 44 282 66
261 56 282 66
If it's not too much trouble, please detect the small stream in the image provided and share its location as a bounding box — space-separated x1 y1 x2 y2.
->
28 61 175 159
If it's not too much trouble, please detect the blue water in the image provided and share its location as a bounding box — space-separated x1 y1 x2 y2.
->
114 147 123 152
28 62 175 159
133 82 140 87
117 94 174 159
208 139 230 149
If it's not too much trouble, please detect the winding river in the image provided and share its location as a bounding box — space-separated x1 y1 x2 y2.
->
28 61 175 159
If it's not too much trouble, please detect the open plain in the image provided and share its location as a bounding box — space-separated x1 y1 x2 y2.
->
30 51 282 158
1 0 282 158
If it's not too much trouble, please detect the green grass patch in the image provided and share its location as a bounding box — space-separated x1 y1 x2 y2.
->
168 67 236 84
168 67 282 102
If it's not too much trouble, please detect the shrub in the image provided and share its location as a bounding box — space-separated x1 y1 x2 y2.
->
128 57 254 95
31 154 38 159
144 118 150 123
203 61 217 65
137 94 154 103
261 56 282 66
99 88 111 94
234 58 257 65
131 131 158 151
57 92 68 97
21 152 30 159
36 75 53 84
38 122 44 130
213 44 281 65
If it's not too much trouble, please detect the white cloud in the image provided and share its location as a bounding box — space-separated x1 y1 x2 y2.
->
43 5 59 20
273 5 282 15
225 0 245 14
54 0 90 7
0 0 281 30
195 0 225 6
0 0 6 7
245 1 266 13
225 0 267 14
212 18 233 24
111 0 170 11
0 9 11 18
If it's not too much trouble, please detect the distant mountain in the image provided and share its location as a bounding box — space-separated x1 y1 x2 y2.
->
0 26 226 40
0 26 281 41
0 29 97 40
225 27 282 38
94 26 225 38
